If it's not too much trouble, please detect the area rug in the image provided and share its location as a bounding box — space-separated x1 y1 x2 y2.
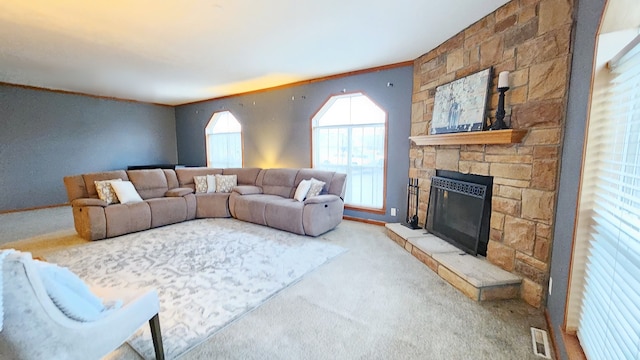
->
45 218 347 359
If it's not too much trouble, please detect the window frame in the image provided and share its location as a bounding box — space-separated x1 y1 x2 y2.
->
310 91 388 214
565 29 640 359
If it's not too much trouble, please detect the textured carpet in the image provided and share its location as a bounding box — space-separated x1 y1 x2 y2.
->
3 207 550 359
45 218 346 359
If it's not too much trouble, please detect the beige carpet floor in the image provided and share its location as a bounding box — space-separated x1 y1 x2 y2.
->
0 206 551 359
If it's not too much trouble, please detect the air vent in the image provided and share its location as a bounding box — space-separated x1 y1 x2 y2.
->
530 327 551 359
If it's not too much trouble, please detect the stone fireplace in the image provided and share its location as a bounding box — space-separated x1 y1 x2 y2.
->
392 0 574 308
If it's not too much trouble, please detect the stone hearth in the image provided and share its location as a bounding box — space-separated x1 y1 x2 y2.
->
386 223 521 301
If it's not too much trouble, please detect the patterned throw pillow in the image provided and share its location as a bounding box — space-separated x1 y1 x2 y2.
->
215 174 237 193
306 178 326 198
94 179 121 205
194 176 208 193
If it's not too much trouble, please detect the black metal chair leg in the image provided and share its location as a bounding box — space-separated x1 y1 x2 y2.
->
149 313 165 360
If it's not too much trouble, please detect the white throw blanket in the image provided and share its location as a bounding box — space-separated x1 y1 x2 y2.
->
0 249 16 331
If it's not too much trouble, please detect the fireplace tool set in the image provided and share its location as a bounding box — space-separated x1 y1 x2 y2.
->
403 177 421 229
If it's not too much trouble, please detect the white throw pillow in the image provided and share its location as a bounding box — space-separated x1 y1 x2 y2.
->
35 261 121 322
306 178 326 198
194 176 208 193
215 174 237 193
110 181 143 204
94 179 122 205
294 180 311 202
206 174 217 193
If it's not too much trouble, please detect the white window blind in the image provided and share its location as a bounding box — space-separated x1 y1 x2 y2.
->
576 36 640 359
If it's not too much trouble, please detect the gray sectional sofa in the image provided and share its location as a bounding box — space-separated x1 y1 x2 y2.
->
63 167 347 240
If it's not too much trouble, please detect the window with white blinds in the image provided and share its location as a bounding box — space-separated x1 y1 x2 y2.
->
575 35 640 359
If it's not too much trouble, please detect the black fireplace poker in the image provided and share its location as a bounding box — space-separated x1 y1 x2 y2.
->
403 178 421 229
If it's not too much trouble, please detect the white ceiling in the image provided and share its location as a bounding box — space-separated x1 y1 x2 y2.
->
0 0 509 106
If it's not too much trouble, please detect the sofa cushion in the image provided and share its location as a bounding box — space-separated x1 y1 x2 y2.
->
64 175 89 201
146 197 188 227
165 188 194 197
233 185 262 195
303 194 340 204
223 168 262 185
127 169 168 200
104 202 151 238
328 172 347 199
163 169 180 189
294 169 336 195
228 193 272 225
83 171 129 198
258 169 299 198
215 174 237 193
194 193 231 218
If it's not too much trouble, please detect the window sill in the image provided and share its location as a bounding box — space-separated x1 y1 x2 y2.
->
345 205 386 215
561 328 586 360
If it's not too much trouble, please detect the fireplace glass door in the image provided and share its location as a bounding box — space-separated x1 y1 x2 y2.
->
425 176 490 256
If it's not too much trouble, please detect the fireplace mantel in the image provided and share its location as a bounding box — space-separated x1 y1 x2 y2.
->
409 129 528 146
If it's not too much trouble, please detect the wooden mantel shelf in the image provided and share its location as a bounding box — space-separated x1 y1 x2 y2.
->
409 129 528 146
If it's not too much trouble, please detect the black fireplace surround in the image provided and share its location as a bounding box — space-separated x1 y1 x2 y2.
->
425 170 492 256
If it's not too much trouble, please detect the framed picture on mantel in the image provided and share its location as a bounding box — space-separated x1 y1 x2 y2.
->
430 67 492 135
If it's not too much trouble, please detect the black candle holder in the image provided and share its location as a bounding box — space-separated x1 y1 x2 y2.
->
490 86 510 130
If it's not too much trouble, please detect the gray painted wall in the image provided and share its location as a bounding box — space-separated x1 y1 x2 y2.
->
547 0 605 358
0 84 177 212
175 66 414 223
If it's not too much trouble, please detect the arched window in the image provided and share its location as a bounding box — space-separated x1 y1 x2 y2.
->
312 92 386 210
205 111 242 168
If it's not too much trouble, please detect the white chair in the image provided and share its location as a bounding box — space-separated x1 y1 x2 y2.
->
0 251 164 359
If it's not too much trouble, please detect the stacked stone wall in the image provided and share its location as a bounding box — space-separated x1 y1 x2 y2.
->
409 0 574 307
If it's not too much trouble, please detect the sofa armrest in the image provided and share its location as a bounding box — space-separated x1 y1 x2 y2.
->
303 194 341 205
71 198 108 207
165 187 194 197
233 185 263 195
